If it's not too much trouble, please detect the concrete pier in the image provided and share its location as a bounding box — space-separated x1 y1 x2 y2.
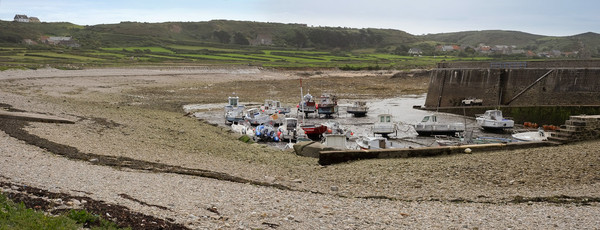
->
319 141 559 165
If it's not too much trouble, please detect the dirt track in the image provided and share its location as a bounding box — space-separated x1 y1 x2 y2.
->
1 67 599 229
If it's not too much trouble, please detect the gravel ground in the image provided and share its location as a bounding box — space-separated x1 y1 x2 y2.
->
1 67 599 229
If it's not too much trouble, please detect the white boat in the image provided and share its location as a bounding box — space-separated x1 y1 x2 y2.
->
262 100 291 115
476 110 514 131
323 134 348 149
373 114 397 137
323 121 353 139
356 136 397 150
224 96 245 124
231 121 252 135
346 101 368 117
244 108 271 126
298 93 317 116
278 117 299 140
414 114 465 136
512 128 551 141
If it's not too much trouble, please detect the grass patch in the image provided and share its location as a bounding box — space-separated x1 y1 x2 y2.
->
102 47 174 54
0 193 129 230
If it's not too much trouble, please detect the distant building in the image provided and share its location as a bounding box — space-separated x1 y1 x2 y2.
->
22 39 37 45
40 36 80 47
436 45 460 52
442 45 455 51
250 34 273 46
29 17 41 23
13 14 40 23
408 48 422 56
511 49 525 55
14 14 29 22
477 44 492 54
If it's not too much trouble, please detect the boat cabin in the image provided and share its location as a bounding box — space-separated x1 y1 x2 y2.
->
379 114 392 123
228 96 239 107
420 114 437 123
414 114 465 136
373 114 396 136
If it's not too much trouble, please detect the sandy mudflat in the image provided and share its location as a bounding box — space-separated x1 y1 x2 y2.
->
1 67 599 229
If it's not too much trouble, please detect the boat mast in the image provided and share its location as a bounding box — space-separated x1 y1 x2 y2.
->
300 78 304 124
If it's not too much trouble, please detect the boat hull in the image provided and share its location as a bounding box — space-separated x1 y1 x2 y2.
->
301 125 328 134
476 118 514 131
512 130 550 142
301 124 328 140
416 130 463 136
414 122 465 136
347 109 367 117
317 105 338 115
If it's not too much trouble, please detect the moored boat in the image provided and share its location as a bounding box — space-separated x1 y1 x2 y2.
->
323 121 353 139
278 117 299 140
301 123 328 140
373 114 397 137
244 108 271 126
224 96 245 124
254 124 280 142
476 110 514 131
346 101 368 117
317 93 338 117
355 136 397 150
512 128 551 141
262 99 291 115
414 114 465 136
298 93 317 116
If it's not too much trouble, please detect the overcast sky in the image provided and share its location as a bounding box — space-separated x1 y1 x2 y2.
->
1 0 598 36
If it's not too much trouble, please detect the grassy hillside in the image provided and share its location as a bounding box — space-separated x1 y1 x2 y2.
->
421 30 545 47
0 20 598 70
421 30 600 54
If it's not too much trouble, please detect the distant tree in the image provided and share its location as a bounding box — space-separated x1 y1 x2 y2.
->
393 44 409 55
293 30 308 48
416 43 435 56
464 46 476 55
233 32 249 45
213 30 230 44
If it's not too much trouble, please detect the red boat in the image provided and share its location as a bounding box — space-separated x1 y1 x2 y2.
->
301 124 328 140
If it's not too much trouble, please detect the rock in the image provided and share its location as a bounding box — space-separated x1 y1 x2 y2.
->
71 199 81 206
285 215 295 221
89 158 99 162
264 176 276 183
293 141 336 158
291 178 303 183
464 148 472 154
330 186 339 191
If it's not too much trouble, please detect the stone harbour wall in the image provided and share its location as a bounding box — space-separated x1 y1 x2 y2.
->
425 60 600 108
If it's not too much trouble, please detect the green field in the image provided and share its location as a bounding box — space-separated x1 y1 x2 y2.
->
0 44 496 70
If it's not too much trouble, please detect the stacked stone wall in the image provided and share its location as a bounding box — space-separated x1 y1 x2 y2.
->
550 115 600 143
